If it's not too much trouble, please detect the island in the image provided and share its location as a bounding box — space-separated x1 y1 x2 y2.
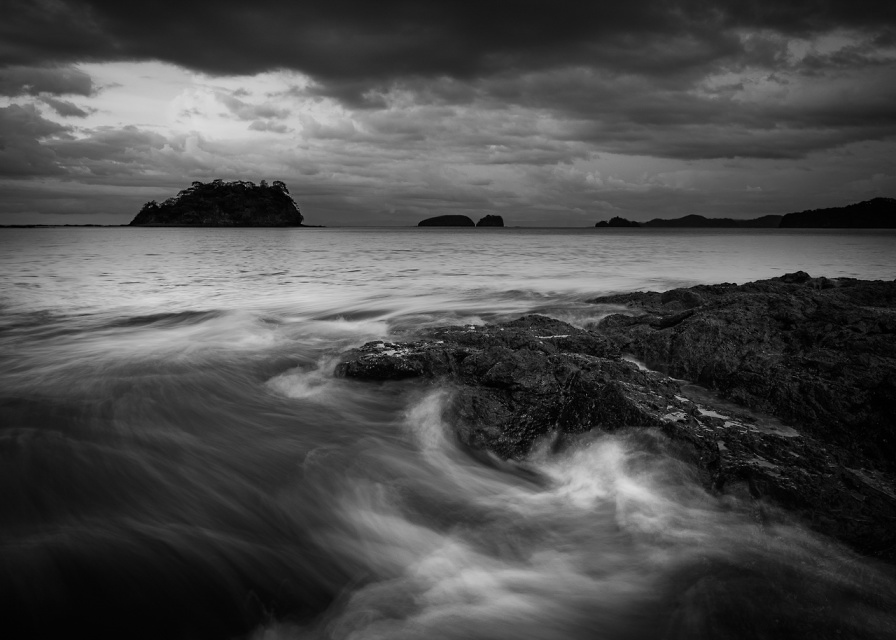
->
779 197 895 228
129 179 304 226
335 272 896 561
598 198 894 228
595 216 640 227
476 215 504 227
642 214 782 228
417 215 475 227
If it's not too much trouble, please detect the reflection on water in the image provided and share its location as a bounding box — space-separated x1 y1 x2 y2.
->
2 228 896 639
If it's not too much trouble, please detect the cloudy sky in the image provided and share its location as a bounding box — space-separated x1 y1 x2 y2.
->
1 1 895 226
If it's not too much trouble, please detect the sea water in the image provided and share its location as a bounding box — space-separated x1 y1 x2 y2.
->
2 227 895 639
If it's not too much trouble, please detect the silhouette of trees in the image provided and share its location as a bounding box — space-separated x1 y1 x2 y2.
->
130 179 303 226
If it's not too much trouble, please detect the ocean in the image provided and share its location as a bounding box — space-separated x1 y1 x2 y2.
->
2 227 896 639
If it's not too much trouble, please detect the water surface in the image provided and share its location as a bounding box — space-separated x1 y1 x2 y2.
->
2 227 895 639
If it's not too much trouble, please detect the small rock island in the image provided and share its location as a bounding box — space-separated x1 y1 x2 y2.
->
417 215 475 227
476 215 504 227
129 179 304 226
595 216 640 227
417 214 506 227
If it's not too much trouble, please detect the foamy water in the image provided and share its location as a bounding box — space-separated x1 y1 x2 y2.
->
2 227 895 639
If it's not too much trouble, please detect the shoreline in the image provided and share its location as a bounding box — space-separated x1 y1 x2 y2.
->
335 272 896 560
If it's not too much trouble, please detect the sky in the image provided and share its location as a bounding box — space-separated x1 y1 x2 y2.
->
1 1 895 226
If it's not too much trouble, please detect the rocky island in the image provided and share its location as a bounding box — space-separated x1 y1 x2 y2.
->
595 216 640 227
418 215 475 227
129 179 304 226
417 215 506 227
336 273 896 560
476 215 504 227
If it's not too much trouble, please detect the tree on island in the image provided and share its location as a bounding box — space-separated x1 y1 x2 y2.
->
129 179 304 226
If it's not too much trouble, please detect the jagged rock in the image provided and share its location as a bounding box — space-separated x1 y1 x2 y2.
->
591 273 896 471
336 315 674 457
335 310 896 560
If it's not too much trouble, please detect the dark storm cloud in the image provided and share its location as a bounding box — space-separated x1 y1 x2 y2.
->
0 65 96 96
4 1 894 81
0 103 69 176
51 126 168 163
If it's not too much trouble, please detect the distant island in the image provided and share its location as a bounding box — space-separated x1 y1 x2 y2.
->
779 198 894 228
418 214 505 227
642 214 782 228
595 198 894 228
129 179 304 227
595 216 640 227
418 215 474 227
476 215 504 227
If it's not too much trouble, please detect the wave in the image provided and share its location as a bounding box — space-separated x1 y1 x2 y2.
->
256 390 896 640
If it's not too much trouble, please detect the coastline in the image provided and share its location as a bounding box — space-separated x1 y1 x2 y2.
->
336 272 896 560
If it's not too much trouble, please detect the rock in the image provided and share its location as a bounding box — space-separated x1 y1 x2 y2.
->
591 273 896 471
418 215 475 227
476 215 504 227
336 315 673 458
335 309 896 560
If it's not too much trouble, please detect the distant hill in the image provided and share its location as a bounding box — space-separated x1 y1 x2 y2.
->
418 215 475 227
636 199 894 228
129 179 304 226
779 198 895 228
642 214 782 228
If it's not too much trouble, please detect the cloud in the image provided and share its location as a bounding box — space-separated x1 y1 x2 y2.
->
0 103 70 176
40 96 92 117
216 92 290 121
4 2 894 83
248 120 291 134
1 2 894 224
0 65 96 96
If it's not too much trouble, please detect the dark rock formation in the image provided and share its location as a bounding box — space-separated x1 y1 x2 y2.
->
591 273 896 470
595 216 640 227
418 215 475 227
337 315 676 458
643 214 782 228
335 310 896 559
476 215 504 227
129 179 304 227
779 198 895 228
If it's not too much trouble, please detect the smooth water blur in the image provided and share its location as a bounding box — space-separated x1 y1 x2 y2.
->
1 227 895 639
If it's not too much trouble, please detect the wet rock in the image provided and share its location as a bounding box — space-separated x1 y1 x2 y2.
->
335 310 896 560
336 315 675 458
591 273 896 472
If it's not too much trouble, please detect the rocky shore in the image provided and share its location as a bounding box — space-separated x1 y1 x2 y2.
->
335 273 896 560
